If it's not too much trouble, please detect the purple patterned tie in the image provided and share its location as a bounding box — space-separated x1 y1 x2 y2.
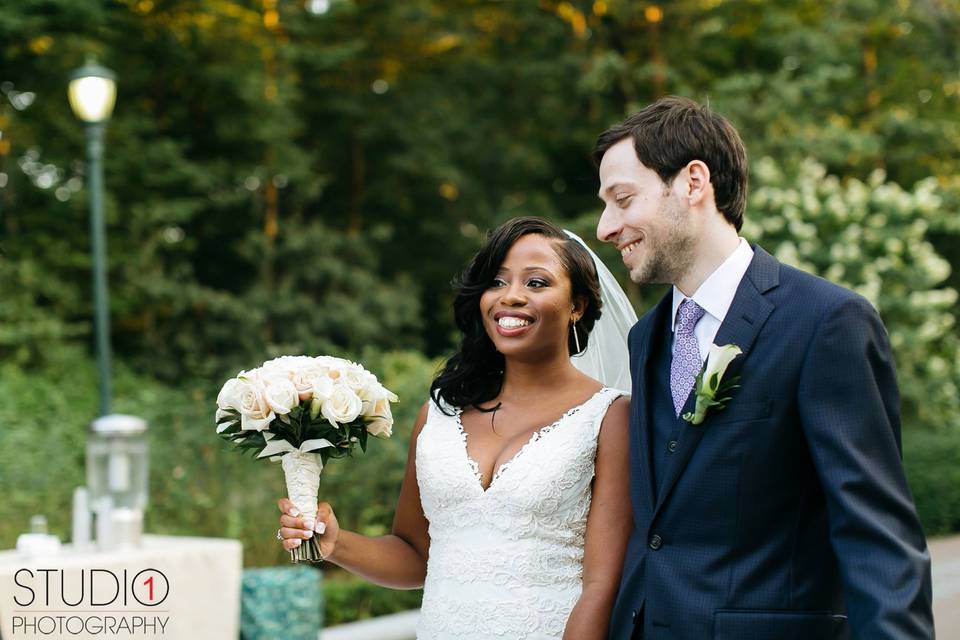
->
671 299 706 416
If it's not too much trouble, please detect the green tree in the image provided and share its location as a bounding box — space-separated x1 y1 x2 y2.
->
745 157 959 432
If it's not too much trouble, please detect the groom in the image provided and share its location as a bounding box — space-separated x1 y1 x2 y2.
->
594 97 933 639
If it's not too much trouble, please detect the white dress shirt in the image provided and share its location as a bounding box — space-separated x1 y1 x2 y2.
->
671 238 754 362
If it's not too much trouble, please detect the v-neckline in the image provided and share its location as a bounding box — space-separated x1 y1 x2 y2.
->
454 387 608 494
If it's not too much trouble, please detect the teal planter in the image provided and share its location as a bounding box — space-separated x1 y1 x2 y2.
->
241 566 323 640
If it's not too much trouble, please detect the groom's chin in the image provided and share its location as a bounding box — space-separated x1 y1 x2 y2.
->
623 252 654 284
627 265 652 285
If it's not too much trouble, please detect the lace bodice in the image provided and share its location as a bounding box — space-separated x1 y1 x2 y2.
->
415 387 623 639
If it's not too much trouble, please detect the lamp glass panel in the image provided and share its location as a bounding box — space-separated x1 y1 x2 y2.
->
68 76 117 122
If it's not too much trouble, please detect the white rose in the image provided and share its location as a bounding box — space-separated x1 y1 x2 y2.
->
308 374 335 420
323 365 345 384
321 384 363 426
360 383 399 416
263 355 313 376
342 363 375 393
309 374 335 401
365 397 394 438
263 375 300 415
261 358 291 378
237 374 275 431
291 370 316 402
216 377 242 411
313 356 348 380
313 355 345 369
356 380 378 410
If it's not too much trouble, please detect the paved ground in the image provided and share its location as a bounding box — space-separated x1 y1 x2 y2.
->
933 536 960 639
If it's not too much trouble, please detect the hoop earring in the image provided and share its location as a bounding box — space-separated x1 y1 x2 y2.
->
572 322 581 354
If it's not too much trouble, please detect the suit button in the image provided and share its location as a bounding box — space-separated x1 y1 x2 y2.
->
632 609 639 623
667 440 678 452
648 534 663 550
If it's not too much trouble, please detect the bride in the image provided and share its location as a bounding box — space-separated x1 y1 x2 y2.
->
277 217 635 639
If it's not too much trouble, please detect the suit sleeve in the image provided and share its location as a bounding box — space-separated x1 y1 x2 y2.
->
797 295 933 639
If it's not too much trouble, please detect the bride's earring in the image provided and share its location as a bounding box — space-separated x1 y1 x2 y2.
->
572 321 581 354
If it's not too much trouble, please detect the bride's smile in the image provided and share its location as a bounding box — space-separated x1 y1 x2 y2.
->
494 311 534 336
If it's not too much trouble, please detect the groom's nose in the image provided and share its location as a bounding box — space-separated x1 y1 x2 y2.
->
596 206 621 244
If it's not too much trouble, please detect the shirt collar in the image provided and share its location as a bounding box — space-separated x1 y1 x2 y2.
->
671 238 754 331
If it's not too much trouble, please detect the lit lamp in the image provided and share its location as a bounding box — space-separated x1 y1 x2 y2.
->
68 61 149 551
87 415 149 550
67 59 116 417
67 65 117 124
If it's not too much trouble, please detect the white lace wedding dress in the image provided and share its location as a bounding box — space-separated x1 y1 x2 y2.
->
415 386 623 639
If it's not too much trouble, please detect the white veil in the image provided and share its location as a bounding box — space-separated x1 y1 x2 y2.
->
565 230 637 394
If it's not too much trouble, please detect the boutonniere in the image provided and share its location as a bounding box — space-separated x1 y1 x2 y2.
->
683 343 743 426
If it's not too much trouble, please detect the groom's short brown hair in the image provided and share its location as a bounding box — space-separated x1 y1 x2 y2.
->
593 96 748 231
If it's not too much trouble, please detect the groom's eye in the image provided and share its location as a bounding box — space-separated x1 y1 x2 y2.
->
616 195 633 207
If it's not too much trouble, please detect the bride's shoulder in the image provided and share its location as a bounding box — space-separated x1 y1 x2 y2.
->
596 394 630 456
600 387 630 433
598 393 630 430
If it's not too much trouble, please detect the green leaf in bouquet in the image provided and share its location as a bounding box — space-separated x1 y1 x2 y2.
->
216 409 240 429
222 430 268 457
309 418 338 441
216 408 239 423
268 417 303 450
298 406 312 441
217 421 242 436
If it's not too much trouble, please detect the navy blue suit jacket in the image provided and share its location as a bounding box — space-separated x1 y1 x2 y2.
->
609 246 933 640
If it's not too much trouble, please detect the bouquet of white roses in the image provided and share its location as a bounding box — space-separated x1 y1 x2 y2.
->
215 355 397 563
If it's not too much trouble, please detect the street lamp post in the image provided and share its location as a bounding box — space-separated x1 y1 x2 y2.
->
68 60 117 417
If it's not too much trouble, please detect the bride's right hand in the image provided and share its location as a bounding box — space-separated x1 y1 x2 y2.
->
277 497 340 558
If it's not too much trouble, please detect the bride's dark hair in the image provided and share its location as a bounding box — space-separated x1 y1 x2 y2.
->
430 216 603 413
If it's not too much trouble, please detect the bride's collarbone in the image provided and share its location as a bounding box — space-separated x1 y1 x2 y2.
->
462 385 604 436
461 402 561 440
459 388 602 472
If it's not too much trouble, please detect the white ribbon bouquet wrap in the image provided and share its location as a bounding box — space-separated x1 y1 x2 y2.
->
215 355 397 563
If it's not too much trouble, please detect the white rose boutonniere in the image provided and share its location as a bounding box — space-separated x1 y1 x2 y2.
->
682 343 743 426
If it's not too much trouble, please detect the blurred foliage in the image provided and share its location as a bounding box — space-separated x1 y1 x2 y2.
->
2 0 956 376
322 571 423 626
745 158 959 433
0 348 438 567
905 429 960 536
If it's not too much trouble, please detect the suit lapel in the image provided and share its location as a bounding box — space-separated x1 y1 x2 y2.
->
652 246 779 516
631 292 673 514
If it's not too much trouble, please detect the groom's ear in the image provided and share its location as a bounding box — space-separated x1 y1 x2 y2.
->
684 160 712 207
